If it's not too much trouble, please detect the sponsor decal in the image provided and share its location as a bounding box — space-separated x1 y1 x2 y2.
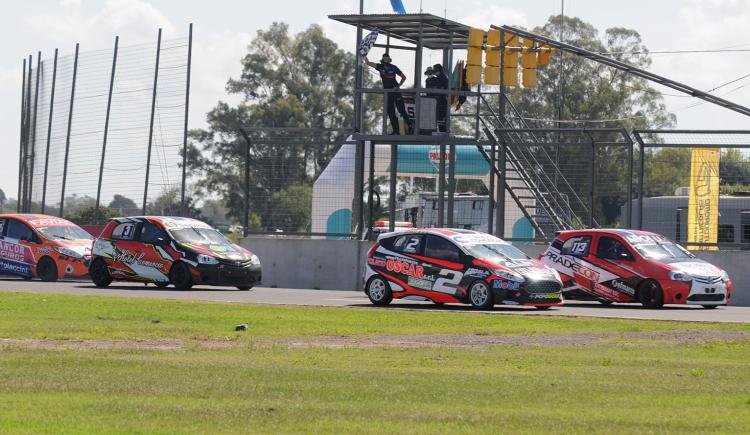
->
609 279 635 296
36 247 53 255
452 234 505 245
530 293 560 300
408 276 434 291
28 218 76 228
624 233 665 245
65 264 74 274
0 259 32 276
465 267 490 278
367 257 387 268
493 279 521 290
112 249 165 269
593 282 622 300
386 258 425 279
545 251 600 281
0 241 34 264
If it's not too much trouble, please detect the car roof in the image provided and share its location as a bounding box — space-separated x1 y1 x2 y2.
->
378 228 512 244
0 214 77 227
108 215 211 229
556 228 661 238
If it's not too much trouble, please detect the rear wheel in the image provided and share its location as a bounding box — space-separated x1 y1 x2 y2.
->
702 304 719 309
237 285 252 291
89 258 112 288
37 257 58 282
366 276 393 306
468 280 493 310
598 299 613 305
169 262 193 290
638 280 664 309
154 282 170 289
535 305 552 310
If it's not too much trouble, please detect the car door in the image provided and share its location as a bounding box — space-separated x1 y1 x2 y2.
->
106 221 142 278
589 235 639 301
556 235 596 291
0 218 38 277
133 222 173 282
383 233 426 291
422 235 465 296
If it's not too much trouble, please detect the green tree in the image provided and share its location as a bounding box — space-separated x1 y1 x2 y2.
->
0 188 6 213
65 205 119 225
191 23 375 229
146 187 201 218
108 194 139 215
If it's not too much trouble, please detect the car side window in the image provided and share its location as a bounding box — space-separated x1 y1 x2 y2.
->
561 236 592 257
391 234 423 254
139 222 168 244
596 236 634 261
424 235 462 263
111 223 137 241
0 218 6 236
6 219 35 242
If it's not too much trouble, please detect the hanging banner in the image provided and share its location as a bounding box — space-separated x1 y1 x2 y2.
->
687 148 720 250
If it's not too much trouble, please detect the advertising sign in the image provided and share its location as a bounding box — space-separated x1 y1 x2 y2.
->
687 148 720 250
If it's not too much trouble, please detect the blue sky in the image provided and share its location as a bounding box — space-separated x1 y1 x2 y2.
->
2 0 749 199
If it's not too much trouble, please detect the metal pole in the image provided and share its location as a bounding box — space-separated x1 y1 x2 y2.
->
95 36 119 224
447 143 455 227
589 138 596 227
17 57 26 213
181 23 193 216
238 128 252 238
368 140 375 232
488 144 495 233
624 129 633 228
143 28 162 214
28 52 42 212
497 140 506 238
389 143 397 232
22 56 32 212
41 49 58 214
445 32 453 133
413 22 424 136
437 144 446 227
354 140 365 237
59 43 79 218
637 136 645 230
353 0 364 133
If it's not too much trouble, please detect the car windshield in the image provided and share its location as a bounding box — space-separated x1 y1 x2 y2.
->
37 225 92 241
462 243 529 262
633 242 693 260
169 226 230 246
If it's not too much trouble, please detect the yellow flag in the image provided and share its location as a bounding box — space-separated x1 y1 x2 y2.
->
687 148 720 250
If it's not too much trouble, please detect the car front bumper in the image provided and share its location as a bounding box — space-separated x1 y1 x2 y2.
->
195 263 262 287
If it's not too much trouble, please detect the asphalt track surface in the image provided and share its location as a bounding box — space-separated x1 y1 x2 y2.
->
2 278 749 323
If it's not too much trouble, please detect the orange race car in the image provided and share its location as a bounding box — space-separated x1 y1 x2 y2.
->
0 214 93 281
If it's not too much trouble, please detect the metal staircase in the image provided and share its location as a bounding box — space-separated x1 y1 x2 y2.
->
476 95 596 239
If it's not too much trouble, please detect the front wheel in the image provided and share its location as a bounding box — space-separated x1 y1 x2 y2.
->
702 304 719 309
169 262 193 290
37 257 58 282
366 276 393 306
535 305 552 310
154 282 170 289
89 259 112 287
237 285 252 291
638 280 664 309
468 280 493 310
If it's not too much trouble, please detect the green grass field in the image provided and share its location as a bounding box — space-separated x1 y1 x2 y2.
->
1 292 749 434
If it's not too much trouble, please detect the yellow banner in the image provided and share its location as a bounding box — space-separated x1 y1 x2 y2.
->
687 148 720 250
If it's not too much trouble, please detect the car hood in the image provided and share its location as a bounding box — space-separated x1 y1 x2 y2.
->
479 258 559 281
663 258 723 279
181 242 252 261
55 239 93 257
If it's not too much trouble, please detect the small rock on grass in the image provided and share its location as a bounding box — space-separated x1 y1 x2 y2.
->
235 323 248 331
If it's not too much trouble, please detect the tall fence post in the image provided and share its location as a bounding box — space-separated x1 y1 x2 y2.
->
354 140 365 238
59 43 79 218
388 143 397 232
589 136 596 227
437 144 446 227
238 128 252 238
636 134 645 230
624 129 634 228
487 144 495 234
447 143 455 227
17 57 27 212
41 49 58 214
180 23 193 216
143 28 162 214
496 138 506 238
367 140 375 233
28 52 42 212
22 56 32 212
95 36 119 224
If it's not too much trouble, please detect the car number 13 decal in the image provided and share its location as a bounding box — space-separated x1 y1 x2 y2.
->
433 269 463 294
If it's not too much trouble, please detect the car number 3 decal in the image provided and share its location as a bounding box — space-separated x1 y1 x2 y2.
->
433 270 463 294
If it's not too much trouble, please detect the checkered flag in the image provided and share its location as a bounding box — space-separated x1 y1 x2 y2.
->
359 28 379 58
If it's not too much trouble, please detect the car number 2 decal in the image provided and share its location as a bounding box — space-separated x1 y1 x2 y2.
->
433 269 463 294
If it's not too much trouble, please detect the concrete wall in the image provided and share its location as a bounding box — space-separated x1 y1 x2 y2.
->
240 237 750 306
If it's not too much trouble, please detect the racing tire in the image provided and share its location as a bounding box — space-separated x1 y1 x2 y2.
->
702 305 719 309
22 276 33 281
89 259 112 288
598 299 614 305
638 280 664 309
366 276 393 306
535 305 552 310
37 257 58 282
432 301 445 306
468 280 493 310
169 262 194 290
154 282 170 289
237 286 252 291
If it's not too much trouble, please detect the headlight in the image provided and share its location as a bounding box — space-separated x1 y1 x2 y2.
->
720 270 729 282
54 247 83 259
492 269 525 283
250 254 260 265
669 271 693 282
197 254 219 265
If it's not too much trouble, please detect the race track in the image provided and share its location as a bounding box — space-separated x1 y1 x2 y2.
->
1 278 749 323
